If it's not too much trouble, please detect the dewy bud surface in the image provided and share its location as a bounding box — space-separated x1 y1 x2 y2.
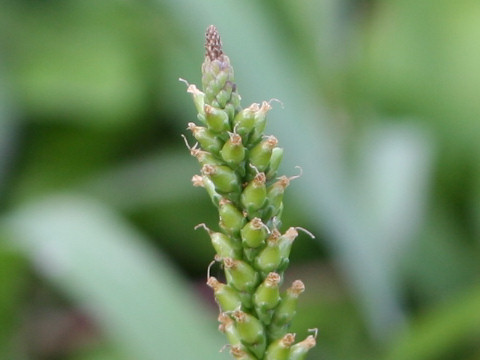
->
182 25 316 359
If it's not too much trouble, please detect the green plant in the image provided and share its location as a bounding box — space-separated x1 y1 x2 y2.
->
181 25 317 360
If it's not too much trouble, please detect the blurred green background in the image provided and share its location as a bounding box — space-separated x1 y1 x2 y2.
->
1 0 480 359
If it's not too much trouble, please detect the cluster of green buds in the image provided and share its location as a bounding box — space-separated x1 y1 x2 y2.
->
181 25 317 360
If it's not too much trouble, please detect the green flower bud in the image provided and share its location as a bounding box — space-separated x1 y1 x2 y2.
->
187 122 223 154
220 132 246 168
224 103 236 122
278 227 298 259
185 82 206 117
201 164 240 194
202 26 240 110
240 217 269 249
183 136 224 167
289 334 317 360
232 103 259 139
266 147 284 179
277 227 314 272
216 89 233 110
249 135 278 172
265 333 296 360
219 198 246 236
183 134 226 169
230 345 257 360
195 223 241 259
204 104 230 133
254 229 282 275
266 175 295 217
224 257 259 292
253 272 281 325
250 101 272 144
231 310 266 358
237 290 254 309
207 277 242 311
241 172 267 217
254 272 281 310
269 280 305 339
194 150 224 167
191 175 222 206
218 312 242 346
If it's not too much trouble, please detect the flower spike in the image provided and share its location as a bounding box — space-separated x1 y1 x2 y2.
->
181 25 316 359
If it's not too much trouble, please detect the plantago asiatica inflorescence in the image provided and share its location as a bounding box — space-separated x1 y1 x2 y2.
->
181 25 317 360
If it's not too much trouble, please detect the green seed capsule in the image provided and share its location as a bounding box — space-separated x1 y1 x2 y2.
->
202 164 240 194
278 227 298 256
237 290 254 309
253 272 281 325
269 280 305 339
219 198 246 236
191 149 224 167
231 310 266 358
266 147 284 178
254 230 282 274
240 217 269 248
191 175 222 206
266 175 292 216
278 227 315 272
241 172 267 216
254 272 281 310
216 88 232 109
233 103 259 139
224 103 236 122
187 122 223 154
289 335 317 360
265 333 296 360
224 258 259 292
195 224 241 259
276 202 284 220
182 134 223 167
218 312 242 346
249 136 278 172
230 345 257 360
220 132 246 167
250 101 272 144
204 104 230 133
207 277 242 311
184 83 206 117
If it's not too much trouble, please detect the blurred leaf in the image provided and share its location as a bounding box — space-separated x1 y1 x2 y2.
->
81 150 198 211
358 0 480 142
1 1 163 127
2 195 225 360
0 244 29 359
385 285 480 360
402 208 480 304
68 344 128 360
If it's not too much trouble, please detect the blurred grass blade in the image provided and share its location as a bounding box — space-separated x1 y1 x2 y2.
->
0 55 19 199
3 195 225 360
81 150 198 211
385 285 480 360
